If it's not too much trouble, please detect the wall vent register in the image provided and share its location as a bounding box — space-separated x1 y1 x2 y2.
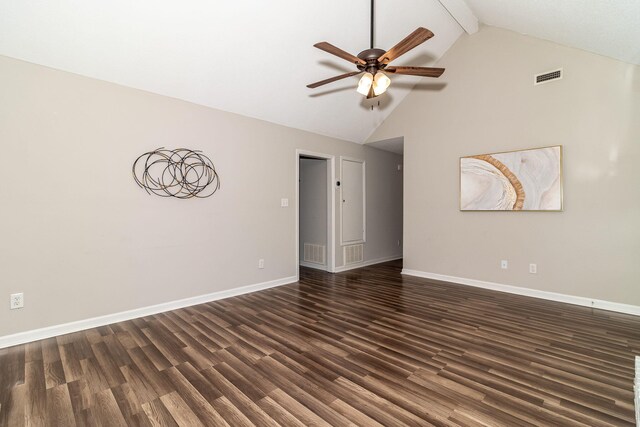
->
303 243 326 265
534 69 562 85
344 244 364 265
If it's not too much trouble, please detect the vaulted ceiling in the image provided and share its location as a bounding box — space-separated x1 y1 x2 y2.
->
464 0 640 66
0 0 466 143
1 1 638 143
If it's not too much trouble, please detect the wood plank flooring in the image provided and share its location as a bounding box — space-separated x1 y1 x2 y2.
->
1 260 639 426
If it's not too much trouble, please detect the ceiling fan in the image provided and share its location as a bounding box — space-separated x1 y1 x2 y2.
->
307 0 445 99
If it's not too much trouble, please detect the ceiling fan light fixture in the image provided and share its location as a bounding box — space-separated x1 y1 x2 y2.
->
373 71 391 96
357 72 374 96
306 0 445 101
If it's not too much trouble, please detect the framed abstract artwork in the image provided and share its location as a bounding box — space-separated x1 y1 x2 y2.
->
460 145 563 211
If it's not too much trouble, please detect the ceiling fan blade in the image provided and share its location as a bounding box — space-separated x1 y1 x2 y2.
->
307 71 363 89
385 66 445 77
314 42 366 65
378 27 434 64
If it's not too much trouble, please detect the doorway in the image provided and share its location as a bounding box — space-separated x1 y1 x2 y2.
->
295 150 335 277
363 136 404 267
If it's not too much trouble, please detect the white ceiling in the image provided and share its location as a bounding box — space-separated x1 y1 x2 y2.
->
464 0 640 66
1 1 638 144
0 0 464 143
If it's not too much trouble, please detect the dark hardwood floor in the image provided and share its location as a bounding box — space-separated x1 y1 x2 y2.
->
1 260 639 426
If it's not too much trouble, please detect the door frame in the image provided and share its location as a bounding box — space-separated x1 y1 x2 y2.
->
295 149 336 279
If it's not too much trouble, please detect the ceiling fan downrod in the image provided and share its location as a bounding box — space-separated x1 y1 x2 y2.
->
357 0 386 77
370 0 374 49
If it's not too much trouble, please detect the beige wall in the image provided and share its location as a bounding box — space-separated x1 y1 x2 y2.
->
363 151 404 262
369 26 640 306
0 55 403 337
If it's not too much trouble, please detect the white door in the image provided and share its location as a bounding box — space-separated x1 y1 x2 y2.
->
341 158 365 244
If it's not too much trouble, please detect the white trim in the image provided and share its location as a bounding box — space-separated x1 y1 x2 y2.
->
339 156 366 246
333 255 402 273
328 156 336 272
299 261 328 271
0 275 297 349
295 150 336 276
402 269 640 316
634 356 639 426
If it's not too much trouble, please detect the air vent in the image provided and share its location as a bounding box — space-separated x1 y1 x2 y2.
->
303 243 326 265
343 244 364 265
534 68 562 85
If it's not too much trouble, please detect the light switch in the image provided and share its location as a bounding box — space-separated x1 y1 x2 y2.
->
281 198 289 207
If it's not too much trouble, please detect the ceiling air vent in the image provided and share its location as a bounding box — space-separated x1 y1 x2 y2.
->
534 68 562 85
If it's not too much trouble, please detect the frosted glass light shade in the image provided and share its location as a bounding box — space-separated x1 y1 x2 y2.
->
373 72 391 96
357 72 374 96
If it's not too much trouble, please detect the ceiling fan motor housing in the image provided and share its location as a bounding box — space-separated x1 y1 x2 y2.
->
357 48 387 74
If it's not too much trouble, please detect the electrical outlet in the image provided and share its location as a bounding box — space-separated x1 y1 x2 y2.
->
10 293 24 309
501 260 508 269
280 198 289 207
258 259 265 269
529 263 537 274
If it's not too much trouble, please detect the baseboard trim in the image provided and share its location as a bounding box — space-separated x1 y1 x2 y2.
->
402 269 640 316
299 261 328 271
0 275 298 349
334 255 402 273
635 356 639 426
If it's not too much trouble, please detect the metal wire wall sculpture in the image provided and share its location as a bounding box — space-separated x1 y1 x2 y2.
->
132 148 220 199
